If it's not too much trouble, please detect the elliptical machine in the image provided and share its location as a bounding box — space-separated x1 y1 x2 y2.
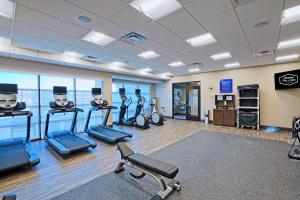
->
150 97 164 126
116 88 149 130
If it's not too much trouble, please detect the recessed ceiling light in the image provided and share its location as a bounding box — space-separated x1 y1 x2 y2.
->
110 61 127 67
76 16 92 24
137 51 160 59
188 68 201 73
168 61 185 67
130 0 182 20
278 37 300 49
210 52 232 60
64 51 83 58
140 68 153 73
282 4 300 25
254 21 269 28
186 33 217 47
0 0 14 19
82 31 115 46
275 54 299 62
224 62 240 68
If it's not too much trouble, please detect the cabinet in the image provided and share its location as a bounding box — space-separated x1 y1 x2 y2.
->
213 94 236 127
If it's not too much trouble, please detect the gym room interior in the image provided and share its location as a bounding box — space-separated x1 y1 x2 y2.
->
0 0 300 200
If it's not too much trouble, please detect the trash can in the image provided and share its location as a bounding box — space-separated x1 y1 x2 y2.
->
205 110 209 124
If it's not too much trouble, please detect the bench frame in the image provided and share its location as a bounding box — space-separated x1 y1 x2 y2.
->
115 157 181 200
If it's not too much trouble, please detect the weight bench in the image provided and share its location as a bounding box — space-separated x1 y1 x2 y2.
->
114 142 181 200
1 194 16 200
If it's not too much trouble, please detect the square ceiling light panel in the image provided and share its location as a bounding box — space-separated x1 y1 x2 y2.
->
278 37 300 49
224 62 240 68
210 52 232 60
137 51 161 59
82 31 115 46
130 0 182 20
282 4 300 25
275 54 299 62
186 33 217 47
168 61 186 67
188 67 201 72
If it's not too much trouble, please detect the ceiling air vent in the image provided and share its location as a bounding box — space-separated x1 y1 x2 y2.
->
253 50 274 57
81 55 102 63
231 0 256 8
120 32 147 45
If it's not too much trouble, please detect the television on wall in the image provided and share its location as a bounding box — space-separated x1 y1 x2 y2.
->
220 79 233 93
274 69 300 90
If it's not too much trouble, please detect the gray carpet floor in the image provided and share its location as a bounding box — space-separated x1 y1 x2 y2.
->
52 131 300 200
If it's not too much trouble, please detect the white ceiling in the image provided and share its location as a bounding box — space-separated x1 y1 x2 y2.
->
0 0 300 77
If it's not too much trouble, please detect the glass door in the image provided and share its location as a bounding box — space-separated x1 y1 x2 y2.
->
186 86 200 121
173 83 187 120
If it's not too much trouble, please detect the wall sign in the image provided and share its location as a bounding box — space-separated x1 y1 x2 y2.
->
275 69 300 90
220 79 233 93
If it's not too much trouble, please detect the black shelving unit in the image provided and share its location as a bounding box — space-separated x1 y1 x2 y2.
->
237 84 260 130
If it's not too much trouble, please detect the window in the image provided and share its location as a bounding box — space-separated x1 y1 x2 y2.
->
40 76 75 138
0 72 39 140
112 81 152 122
75 79 103 131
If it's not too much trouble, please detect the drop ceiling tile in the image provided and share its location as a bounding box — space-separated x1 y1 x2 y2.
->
48 32 79 46
284 0 300 9
235 0 283 22
255 54 275 65
54 21 89 38
71 0 127 18
17 0 68 18
178 0 195 5
12 32 47 52
158 9 206 39
184 0 232 21
14 21 50 39
198 43 224 55
110 6 151 30
42 41 69 54
0 28 10 39
15 5 58 30
109 40 144 55
200 9 240 34
280 21 300 40
0 17 11 30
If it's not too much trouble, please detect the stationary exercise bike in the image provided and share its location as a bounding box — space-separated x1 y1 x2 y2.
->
116 88 149 130
288 117 300 160
149 97 164 126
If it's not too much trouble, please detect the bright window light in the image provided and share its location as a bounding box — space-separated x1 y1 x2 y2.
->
224 62 240 68
130 0 182 20
168 61 185 67
82 31 115 46
137 51 160 59
275 54 299 62
64 51 83 58
186 33 217 47
282 5 300 25
278 38 300 49
0 0 14 19
210 52 232 60
110 61 127 67
188 68 201 73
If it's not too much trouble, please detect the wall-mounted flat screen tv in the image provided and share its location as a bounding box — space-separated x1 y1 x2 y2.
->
274 69 300 90
220 79 233 93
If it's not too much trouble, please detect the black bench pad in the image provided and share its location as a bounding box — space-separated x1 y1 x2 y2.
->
128 153 179 179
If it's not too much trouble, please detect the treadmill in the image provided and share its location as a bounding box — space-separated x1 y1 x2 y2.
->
0 194 16 200
84 88 133 144
45 86 97 157
0 83 40 173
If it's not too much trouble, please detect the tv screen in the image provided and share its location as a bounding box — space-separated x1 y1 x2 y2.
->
92 88 101 95
53 86 67 94
220 79 233 93
274 69 300 90
0 83 18 94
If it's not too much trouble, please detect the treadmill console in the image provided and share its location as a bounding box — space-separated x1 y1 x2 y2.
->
91 88 108 106
50 86 74 109
0 83 26 111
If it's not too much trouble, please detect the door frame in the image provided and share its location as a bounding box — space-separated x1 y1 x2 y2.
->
172 82 201 121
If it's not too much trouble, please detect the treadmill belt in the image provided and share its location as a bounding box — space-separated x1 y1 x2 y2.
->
0 144 29 172
90 127 129 141
54 135 90 152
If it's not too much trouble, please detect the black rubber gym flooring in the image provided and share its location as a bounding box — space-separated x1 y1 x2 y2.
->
52 131 300 200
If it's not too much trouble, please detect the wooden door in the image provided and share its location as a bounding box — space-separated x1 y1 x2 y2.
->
223 110 236 127
213 109 224 125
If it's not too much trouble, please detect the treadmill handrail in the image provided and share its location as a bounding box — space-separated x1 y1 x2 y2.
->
0 110 33 117
48 107 83 114
90 105 118 111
